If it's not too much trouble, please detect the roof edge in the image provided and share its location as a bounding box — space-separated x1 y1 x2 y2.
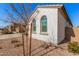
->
63 5 73 27
29 4 73 27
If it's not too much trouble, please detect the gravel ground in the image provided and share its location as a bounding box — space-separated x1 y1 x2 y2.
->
0 33 22 40
0 34 79 56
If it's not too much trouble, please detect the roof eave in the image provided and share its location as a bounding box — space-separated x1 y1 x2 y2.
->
63 5 73 27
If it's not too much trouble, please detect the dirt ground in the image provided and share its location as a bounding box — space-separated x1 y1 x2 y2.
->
0 33 79 56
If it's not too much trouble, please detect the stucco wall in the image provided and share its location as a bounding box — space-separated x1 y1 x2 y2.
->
31 8 58 44
58 10 66 44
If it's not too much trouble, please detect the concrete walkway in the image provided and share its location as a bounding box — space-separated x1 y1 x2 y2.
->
0 33 22 40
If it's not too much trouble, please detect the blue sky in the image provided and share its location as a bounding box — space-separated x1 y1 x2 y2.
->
0 3 79 28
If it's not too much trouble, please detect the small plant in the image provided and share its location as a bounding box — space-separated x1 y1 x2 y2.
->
41 42 51 49
0 47 2 49
68 42 79 54
11 40 19 43
14 43 23 47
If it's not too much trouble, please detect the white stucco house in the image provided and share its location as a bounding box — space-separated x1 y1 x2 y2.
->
29 4 73 45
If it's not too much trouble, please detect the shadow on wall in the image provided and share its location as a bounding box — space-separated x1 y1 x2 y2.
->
61 27 75 43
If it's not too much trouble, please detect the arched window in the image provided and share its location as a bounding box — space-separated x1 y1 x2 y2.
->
41 15 47 33
32 19 36 33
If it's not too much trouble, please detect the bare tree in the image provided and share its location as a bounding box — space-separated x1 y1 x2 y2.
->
7 3 33 56
9 3 32 25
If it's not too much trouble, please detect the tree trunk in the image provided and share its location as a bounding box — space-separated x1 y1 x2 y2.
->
28 23 32 56
22 33 26 56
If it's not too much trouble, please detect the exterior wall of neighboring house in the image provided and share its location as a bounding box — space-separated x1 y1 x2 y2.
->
0 30 2 34
29 8 58 44
8 26 12 32
15 27 19 33
11 23 26 33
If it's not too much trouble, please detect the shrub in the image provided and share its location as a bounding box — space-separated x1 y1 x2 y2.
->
11 40 19 43
0 47 2 49
14 43 23 47
2 28 12 34
68 42 79 54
